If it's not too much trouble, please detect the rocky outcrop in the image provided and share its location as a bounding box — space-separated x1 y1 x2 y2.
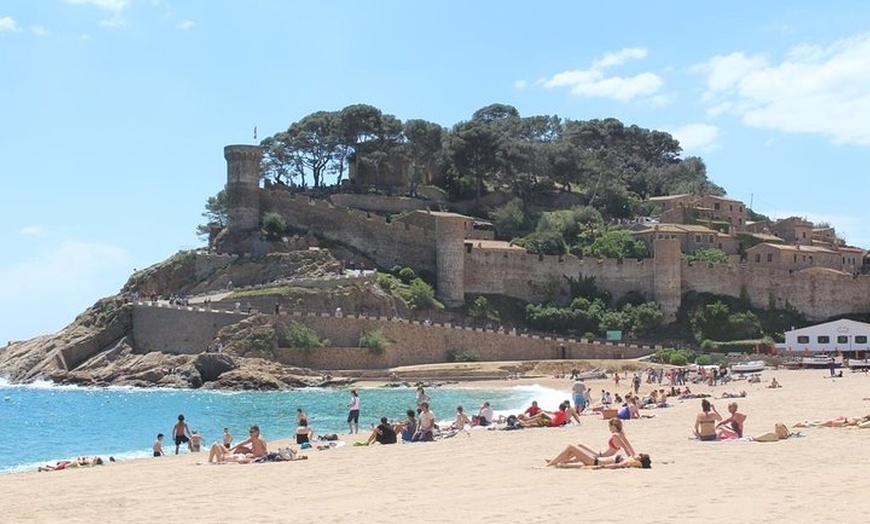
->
0 248 364 390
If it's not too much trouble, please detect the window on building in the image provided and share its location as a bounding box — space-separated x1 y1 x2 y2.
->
767 253 773 262
714 202 720 210
802 231 806 238
837 335 849 344
739 218 743 225
797 336 809 344
709 235 714 242
695 235 701 243
739 206 744 212
856 336 868 344
755 254 761 263
793 255 797 262
818 336 830 344
729 205 733 211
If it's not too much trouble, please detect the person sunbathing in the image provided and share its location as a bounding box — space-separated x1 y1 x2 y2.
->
38 456 106 471
716 402 747 439
694 399 722 441
547 418 638 467
208 425 267 463
446 405 471 431
794 415 870 428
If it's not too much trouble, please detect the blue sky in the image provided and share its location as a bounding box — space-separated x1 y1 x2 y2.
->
2 0 870 342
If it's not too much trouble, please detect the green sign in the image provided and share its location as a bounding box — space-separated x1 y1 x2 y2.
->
606 330 623 341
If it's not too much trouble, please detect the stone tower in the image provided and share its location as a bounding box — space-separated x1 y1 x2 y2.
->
224 145 263 235
653 235 682 322
218 145 263 254
434 215 467 307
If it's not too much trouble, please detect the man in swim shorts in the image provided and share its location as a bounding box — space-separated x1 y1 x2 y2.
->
173 414 191 454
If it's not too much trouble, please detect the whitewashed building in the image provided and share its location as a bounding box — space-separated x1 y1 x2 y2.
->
782 319 870 354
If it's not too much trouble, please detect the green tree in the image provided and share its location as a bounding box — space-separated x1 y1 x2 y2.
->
686 248 729 265
195 189 227 239
581 228 647 259
489 198 527 239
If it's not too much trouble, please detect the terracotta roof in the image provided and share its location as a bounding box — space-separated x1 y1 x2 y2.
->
748 243 836 254
632 223 722 235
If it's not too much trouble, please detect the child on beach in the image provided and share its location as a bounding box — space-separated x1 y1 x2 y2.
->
153 433 165 457
222 427 233 449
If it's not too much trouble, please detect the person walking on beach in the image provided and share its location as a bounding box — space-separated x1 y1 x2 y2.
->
173 414 192 454
347 389 361 434
415 386 430 413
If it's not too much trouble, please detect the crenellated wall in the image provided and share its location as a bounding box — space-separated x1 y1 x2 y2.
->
128 303 655 368
681 263 870 320
274 312 654 369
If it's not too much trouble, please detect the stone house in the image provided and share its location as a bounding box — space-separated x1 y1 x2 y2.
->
744 243 861 273
633 223 739 256
648 194 747 231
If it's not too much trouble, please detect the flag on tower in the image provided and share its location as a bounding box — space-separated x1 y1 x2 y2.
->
253 126 258 140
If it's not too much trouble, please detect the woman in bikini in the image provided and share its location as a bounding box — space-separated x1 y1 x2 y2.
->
546 418 638 467
694 398 722 441
716 402 747 439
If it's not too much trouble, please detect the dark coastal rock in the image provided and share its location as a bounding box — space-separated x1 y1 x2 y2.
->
195 353 236 382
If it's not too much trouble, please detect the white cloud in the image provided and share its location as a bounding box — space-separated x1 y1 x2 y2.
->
669 123 721 152
29 25 47 36
80 33 91 40
99 15 126 28
529 47 664 102
514 79 528 89
63 0 127 12
0 241 131 296
177 20 195 30
696 34 870 145
0 16 17 32
19 226 48 237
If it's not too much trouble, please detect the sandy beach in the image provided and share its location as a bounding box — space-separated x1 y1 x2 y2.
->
2 366 870 523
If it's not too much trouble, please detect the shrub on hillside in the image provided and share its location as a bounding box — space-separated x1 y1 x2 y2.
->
377 272 401 292
446 348 480 362
262 212 287 241
397 267 416 284
404 278 443 311
281 321 326 353
359 329 388 355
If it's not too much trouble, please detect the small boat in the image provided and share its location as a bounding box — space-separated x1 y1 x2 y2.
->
847 358 870 369
730 360 766 374
800 354 843 368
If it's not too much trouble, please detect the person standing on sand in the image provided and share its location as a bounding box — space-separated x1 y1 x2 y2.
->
347 389 361 434
172 414 191 454
222 427 233 449
153 433 165 457
572 377 587 412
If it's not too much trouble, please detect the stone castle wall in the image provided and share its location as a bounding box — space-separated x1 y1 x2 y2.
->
329 194 433 214
132 304 242 354
463 246 656 304
275 312 653 370
129 303 653 369
261 191 437 272
681 263 870 320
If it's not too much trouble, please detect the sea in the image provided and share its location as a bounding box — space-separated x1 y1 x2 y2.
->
0 378 569 474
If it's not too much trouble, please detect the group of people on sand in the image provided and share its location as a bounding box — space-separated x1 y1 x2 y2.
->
153 414 205 456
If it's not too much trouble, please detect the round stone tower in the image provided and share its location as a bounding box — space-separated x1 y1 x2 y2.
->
224 145 263 235
435 215 467 307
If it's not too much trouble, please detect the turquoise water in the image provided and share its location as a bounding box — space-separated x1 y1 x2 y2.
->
0 378 568 473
